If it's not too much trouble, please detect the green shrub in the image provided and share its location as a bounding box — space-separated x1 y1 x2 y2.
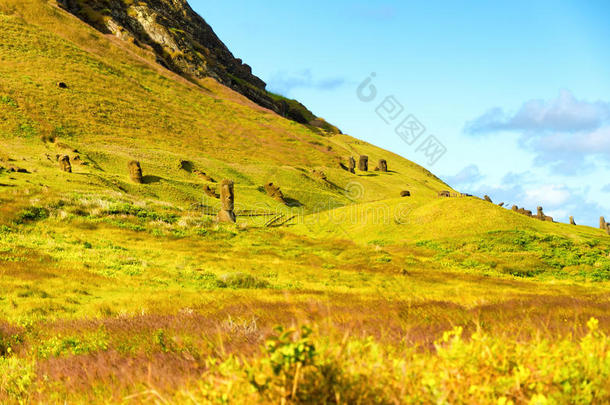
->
217 272 270 289
13 207 49 224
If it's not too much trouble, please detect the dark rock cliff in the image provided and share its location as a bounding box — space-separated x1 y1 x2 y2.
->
57 0 340 133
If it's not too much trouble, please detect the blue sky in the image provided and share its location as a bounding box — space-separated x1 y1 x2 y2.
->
190 0 610 227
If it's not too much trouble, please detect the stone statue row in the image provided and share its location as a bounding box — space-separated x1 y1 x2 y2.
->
63 158 610 232
345 156 388 173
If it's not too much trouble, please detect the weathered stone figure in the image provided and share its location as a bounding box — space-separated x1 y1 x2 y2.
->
601 217 607 230
379 159 388 172
438 190 451 197
128 160 143 183
264 182 286 203
217 179 236 223
58 155 71 173
484 195 493 203
537 206 545 220
358 155 368 171
348 157 356 174
498 202 505 207
607 223 610 235
512 205 518 212
400 190 411 197
570 216 576 225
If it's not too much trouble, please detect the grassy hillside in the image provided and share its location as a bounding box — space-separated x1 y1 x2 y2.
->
1 1 610 404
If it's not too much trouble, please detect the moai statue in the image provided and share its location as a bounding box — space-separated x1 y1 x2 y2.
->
217 179 236 223
512 205 518 212
601 217 607 230
128 160 143 183
348 157 356 174
607 223 610 235
264 182 286 203
358 155 368 171
400 190 411 197
484 195 493 203
58 155 72 173
379 159 388 172
537 206 545 220
498 202 505 207
570 216 576 225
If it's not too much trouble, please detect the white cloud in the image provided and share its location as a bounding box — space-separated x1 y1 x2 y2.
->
464 91 610 174
466 90 610 134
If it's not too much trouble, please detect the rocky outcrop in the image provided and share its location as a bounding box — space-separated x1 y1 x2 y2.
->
57 0 339 132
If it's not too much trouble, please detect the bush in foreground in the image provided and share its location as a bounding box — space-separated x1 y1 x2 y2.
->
180 318 610 404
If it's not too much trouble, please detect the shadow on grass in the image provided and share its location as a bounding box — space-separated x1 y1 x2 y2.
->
142 175 162 184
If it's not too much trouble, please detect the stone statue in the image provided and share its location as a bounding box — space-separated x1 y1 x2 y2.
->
217 179 236 223
348 157 356 174
128 160 143 183
59 155 72 173
358 155 368 171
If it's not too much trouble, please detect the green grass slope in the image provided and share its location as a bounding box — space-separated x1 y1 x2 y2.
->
0 1 452 216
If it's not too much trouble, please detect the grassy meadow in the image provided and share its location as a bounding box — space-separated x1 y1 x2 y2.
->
1 1 610 403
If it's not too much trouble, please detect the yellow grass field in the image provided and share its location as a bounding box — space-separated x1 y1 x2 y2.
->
1 1 610 403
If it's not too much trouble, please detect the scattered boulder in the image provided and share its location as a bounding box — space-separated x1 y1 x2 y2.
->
58 155 72 173
348 157 356 174
5 165 28 173
379 159 388 172
57 82 68 89
400 190 411 197
217 179 236 223
264 182 286 203
601 217 607 230
438 190 451 197
358 155 368 171
484 195 493 203
570 216 576 225
498 202 505 207
178 160 194 172
128 160 142 183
